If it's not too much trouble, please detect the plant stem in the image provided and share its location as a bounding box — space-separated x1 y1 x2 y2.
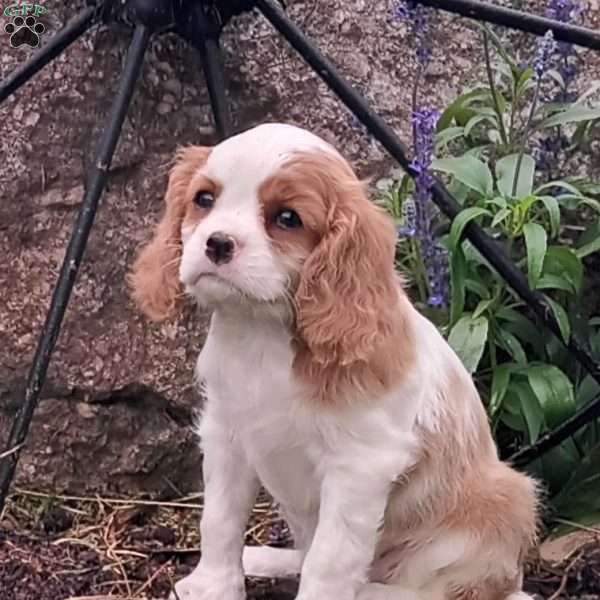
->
509 74 518 147
412 239 429 304
511 79 541 198
483 32 509 148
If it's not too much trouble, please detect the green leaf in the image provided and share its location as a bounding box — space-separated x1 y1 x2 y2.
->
435 126 466 150
542 443 581 496
542 246 584 294
495 328 527 365
490 363 516 416
581 197 600 213
465 278 491 299
450 245 467 327
552 443 600 523
576 375 600 409
536 195 561 238
491 207 512 228
486 196 508 210
432 156 494 196
546 296 571 344
511 380 545 443
449 207 492 249
536 274 577 294
576 221 600 259
448 179 470 206
464 114 496 137
473 297 496 319
540 106 600 129
493 90 507 114
515 70 536 102
448 314 489 374
496 306 545 354
499 409 527 432
523 223 547 289
534 180 583 197
437 88 489 130
527 364 576 429
575 236 600 259
495 153 535 198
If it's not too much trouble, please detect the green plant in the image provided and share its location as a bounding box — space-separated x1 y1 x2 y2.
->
379 24 600 528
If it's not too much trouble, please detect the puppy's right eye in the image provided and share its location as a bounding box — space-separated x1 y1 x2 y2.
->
194 192 215 209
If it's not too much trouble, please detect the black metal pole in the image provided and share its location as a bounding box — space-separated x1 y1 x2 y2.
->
510 392 600 467
0 4 101 104
415 0 600 51
0 24 150 512
256 0 600 450
180 3 232 140
199 34 232 140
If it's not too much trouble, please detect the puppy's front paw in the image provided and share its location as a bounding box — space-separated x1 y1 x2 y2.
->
169 568 245 600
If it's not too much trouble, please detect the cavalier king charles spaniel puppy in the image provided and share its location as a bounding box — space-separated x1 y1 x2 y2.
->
129 123 538 600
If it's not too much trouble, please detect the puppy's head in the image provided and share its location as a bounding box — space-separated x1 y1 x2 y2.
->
129 123 410 400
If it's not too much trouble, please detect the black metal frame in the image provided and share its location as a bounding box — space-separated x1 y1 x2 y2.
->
1 0 599 512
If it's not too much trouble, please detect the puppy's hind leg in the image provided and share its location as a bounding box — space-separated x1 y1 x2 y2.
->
243 546 303 579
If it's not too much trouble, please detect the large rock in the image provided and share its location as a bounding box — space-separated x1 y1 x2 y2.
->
0 368 202 496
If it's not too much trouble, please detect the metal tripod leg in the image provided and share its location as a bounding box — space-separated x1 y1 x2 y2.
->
0 3 103 104
199 33 232 140
0 24 150 512
182 2 232 140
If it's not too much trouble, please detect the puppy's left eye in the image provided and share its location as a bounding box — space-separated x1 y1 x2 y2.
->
194 191 215 209
275 209 303 229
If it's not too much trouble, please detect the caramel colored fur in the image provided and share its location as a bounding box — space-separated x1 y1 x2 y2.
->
128 146 211 321
371 367 538 597
272 154 415 404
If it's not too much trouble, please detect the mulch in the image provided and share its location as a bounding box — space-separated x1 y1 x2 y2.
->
0 490 599 600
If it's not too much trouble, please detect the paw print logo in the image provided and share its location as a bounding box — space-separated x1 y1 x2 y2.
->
4 15 45 48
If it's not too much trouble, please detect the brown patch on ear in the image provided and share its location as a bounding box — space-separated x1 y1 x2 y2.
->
127 146 211 321
286 152 414 404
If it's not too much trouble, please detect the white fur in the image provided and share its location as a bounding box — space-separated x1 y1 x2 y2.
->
167 124 533 600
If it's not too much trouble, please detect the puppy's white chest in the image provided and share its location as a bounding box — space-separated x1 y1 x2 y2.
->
197 310 323 494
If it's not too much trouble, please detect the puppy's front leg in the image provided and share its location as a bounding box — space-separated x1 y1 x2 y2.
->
173 418 259 600
296 444 414 600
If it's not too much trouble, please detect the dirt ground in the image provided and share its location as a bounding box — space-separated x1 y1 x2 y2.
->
1 490 599 600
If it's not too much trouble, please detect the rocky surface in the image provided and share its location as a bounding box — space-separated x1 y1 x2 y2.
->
1 0 599 497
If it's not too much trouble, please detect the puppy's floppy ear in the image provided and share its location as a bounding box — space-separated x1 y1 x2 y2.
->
293 154 408 401
128 146 211 321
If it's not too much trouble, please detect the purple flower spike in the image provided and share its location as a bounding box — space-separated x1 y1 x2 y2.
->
398 106 448 308
545 0 583 23
393 0 434 69
533 30 557 81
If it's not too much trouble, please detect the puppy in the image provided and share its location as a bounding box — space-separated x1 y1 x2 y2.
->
129 123 538 600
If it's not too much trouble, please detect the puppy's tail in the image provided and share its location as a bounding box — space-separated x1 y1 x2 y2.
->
243 546 302 579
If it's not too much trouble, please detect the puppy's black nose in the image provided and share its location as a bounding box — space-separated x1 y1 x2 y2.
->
206 231 235 265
